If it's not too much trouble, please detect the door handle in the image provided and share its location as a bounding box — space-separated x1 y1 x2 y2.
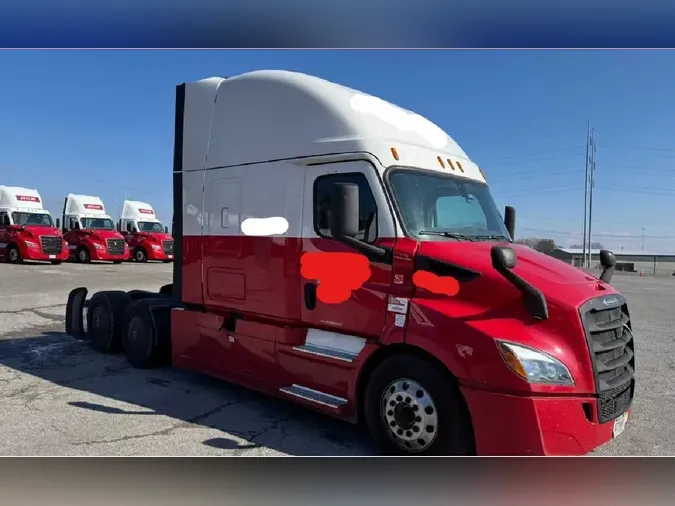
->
304 282 317 310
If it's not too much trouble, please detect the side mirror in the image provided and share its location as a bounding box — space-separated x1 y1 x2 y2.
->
491 245 517 270
326 181 389 263
56 218 61 229
491 245 548 320
126 222 132 233
164 226 169 234
329 183 359 239
504 206 516 240
74 222 81 230
599 250 617 284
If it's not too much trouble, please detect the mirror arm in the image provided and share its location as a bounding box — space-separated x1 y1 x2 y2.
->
334 233 391 264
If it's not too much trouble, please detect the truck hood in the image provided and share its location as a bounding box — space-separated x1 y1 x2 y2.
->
139 232 173 241
83 229 124 241
20 225 63 237
417 241 617 309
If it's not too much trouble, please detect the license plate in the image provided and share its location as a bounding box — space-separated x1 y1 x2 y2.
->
48 254 56 259
613 411 628 438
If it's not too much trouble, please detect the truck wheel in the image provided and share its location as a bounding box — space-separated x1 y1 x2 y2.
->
364 355 474 456
134 248 147 263
122 301 163 368
76 247 91 263
6 245 22 264
86 291 131 353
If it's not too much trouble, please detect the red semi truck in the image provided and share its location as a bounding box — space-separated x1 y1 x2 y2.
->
65 70 634 455
62 194 130 264
118 200 174 262
0 185 69 264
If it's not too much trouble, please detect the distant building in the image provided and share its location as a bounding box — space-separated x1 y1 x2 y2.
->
551 248 675 275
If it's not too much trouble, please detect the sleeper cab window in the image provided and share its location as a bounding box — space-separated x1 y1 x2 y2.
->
314 172 378 243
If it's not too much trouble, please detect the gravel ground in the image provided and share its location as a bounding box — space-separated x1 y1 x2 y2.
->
0 262 671 455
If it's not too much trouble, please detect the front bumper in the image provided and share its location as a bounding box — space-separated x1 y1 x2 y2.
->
461 386 628 455
21 244 69 261
146 247 174 261
90 248 130 261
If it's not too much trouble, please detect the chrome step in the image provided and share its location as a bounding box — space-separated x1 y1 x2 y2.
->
279 384 347 409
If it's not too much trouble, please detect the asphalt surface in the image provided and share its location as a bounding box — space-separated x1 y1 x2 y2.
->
0 262 671 455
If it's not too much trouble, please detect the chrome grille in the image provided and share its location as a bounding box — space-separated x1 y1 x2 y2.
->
40 235 62 254
106 238 125 255
579 294 635 423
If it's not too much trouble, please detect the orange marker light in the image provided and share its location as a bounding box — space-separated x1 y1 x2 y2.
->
391 147 399 161
437 156 445 168
447 159 456 171
456 161 464 173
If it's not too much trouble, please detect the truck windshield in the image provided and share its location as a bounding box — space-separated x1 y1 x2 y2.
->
137 221 165 233
387 167 511 241
11 212 54 227
81 218 115 230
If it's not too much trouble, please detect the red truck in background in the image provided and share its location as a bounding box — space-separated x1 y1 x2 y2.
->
118 200 174 262
62 193 130 264
65 70 634 455
0 185 69 264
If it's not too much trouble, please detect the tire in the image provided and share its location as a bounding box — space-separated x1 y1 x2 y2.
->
364 355 475 456
6 245 22 264
86 291 132 353
51 260 62 265
122 300 167 368
134 248 147 263
76 247 91 263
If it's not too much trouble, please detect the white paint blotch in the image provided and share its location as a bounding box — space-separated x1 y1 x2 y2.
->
350 94 451 150
241 216 289 237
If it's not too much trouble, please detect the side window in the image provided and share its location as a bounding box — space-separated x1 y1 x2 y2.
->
0 212 9 226
314 172 378 243
69 217 79 230
435 194 487 231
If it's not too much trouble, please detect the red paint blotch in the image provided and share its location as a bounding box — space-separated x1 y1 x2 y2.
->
300 252 371 304
412 270 460 297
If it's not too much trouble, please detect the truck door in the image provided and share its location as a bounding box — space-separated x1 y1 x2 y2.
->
0 211 10 257
300 160 394 338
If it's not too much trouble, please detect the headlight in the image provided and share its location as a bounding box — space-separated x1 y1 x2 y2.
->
151 244 162 251
24 241 38 248
497 341 574 386
93 243 105 250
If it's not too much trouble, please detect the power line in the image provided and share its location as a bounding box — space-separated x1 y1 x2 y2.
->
519 227 675 240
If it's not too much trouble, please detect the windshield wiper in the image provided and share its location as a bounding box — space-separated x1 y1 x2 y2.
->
418 230 476 241
474 234 511 242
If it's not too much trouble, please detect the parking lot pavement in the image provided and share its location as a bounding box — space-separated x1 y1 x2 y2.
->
0 264 672 455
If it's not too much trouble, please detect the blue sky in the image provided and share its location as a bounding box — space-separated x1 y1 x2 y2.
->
1 50 675 252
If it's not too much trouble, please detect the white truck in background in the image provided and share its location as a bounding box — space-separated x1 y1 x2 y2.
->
118 200 174 262
61 193 130 263
0 185 68 264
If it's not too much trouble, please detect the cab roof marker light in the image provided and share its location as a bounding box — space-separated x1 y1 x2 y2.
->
390 147 399 161
447 159 456 171
437 156 445 168
456 161 464 173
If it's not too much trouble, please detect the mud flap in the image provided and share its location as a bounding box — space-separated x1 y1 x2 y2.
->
65 287 88 338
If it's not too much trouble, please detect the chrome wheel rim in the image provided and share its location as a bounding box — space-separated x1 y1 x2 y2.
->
381 379 438 453
8 249 18 261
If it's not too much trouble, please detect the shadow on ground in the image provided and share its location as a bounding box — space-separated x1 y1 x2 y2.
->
0 330 375 456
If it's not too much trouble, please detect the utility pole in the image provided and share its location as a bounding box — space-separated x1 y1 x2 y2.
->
587 128 596 268
642 227 645 251
582 122 590 268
